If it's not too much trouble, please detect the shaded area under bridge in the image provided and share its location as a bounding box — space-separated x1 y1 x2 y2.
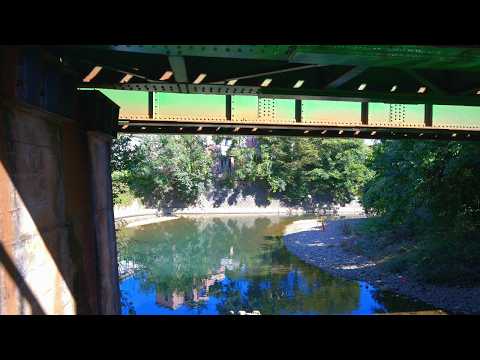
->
2 45 480 315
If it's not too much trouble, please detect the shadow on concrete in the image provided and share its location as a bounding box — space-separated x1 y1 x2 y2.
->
0 101 104 314
209 182 272 208
0 242 46 314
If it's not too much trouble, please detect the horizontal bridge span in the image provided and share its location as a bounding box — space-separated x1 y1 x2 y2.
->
88 89 480 139
117 121 478 141
67 43 480 141
80 82 480 107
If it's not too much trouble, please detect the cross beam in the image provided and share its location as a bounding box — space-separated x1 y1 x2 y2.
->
78 83 480 106
74 45 480 70
118 121 479 141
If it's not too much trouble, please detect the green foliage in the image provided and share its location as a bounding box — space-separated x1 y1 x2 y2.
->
112 134 372 209
378 231 480 285
111 135 144 206
226 137 372 206
359 140 480 284
111 134 213 208
112 170 135 206
227 143 258 183
362 140 480 231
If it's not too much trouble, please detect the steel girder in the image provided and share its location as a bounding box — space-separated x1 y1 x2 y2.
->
75 45 480 70
41 45 480 139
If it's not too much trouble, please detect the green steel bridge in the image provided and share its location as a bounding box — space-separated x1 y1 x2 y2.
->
51 45 480 140
2 45 480 314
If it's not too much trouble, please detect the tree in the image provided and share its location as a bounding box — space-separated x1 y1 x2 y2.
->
111 134 213 209
361 140 480 232
359 139 480 284
225 136 372 207
111 134 143 206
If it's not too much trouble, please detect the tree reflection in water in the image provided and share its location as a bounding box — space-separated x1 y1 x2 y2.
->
118 216 428 315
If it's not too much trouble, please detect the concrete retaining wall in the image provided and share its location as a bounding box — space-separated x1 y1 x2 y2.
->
114 190 365 219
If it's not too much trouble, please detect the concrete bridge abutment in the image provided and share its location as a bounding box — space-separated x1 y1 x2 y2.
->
0 47 120 314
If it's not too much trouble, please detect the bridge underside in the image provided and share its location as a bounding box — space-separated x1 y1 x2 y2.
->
121 121 479 141
3 44 480 315
49 45 480 141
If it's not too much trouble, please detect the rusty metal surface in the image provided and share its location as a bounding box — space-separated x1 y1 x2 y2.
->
62 121 100 314
87 131 120 315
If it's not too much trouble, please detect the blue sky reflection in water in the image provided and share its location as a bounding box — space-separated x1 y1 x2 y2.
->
117 216 432 315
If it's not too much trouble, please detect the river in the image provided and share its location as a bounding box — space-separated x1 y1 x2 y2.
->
117 215 436 315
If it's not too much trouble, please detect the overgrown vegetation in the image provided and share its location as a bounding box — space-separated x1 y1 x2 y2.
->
358 140 480 285
111 134 372 211
111 134 213 209
232 137 372 206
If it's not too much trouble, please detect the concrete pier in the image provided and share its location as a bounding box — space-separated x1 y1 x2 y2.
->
0 47 120 314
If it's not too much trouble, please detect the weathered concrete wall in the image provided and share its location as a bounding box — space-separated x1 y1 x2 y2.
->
0 100 121 314
0 47 120 314
0 102 75 314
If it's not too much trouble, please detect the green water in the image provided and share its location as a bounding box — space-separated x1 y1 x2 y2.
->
117 215 436 315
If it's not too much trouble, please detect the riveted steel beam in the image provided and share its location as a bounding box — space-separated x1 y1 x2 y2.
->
259 87 480 106
81 45 294 61
148 91 153 118
226 95 232 120
168 56 188 83
79 82 480 106
295 99 302 122
361 102 369 125
117 121 480 141
78 82 261 95
289 45 480 70
70 45 480 70
424 103 433 127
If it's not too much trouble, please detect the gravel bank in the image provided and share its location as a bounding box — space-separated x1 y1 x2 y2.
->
283 218 480 314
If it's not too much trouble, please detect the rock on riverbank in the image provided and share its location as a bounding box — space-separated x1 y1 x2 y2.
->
283 218 480 314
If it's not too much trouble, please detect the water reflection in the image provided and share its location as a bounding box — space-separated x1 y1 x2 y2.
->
118 216 433 315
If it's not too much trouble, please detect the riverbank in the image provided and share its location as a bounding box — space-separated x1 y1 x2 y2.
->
113 196 363 230
114 196 365 221
283 218 480 314
115 214 178 229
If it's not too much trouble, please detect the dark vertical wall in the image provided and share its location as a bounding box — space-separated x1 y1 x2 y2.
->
0 46 120 314
63 121 100 314
87 132 120 314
